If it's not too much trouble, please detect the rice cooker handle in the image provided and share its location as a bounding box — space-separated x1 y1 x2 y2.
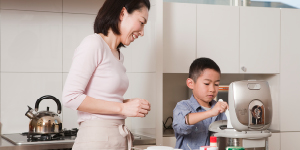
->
35 95 62 114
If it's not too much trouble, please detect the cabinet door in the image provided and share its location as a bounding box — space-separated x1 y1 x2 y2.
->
240 7 280 73
280 8 300 132
163 2 196 73
281 132 300 149
268 132 280 150
197 4 239 73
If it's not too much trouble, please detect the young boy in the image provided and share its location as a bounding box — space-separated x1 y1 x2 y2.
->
172 57 228 150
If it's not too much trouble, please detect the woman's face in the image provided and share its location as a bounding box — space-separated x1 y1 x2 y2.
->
119 6 149 46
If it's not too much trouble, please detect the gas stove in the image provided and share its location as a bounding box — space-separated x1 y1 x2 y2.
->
2 128 156 148
2 128 77 145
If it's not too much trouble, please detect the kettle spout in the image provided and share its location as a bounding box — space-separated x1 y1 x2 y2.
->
25 106 35 119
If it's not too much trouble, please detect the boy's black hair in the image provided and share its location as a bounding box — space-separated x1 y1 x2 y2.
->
94 0 151 49
189 57 221 82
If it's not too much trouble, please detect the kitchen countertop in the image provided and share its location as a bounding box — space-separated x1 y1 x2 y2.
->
0 134 156 150
0 138 15 150
0 136 74 150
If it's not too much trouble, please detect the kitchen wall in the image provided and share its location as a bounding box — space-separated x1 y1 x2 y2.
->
0 0 101 134
0 0 158 136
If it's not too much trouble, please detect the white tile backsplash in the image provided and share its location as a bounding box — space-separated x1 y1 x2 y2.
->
62 73 79 129
120 47 133 73
63 13 96 72
150 0 156 6
1 73 63 134
130 5 156 73
1 10 62 72
0 0 157 137
124 73 133 101
0 0 62 12
63 0 104 14
122 5 156 73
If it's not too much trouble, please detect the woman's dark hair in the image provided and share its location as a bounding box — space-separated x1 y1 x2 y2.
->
189 57 221 82
94 0 150 49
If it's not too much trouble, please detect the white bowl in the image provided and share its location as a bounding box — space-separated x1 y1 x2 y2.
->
146 146 174 150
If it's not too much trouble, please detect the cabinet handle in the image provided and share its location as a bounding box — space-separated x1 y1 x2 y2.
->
241 66 247 72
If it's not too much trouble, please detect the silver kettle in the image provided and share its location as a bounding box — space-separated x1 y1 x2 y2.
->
25 95 63 134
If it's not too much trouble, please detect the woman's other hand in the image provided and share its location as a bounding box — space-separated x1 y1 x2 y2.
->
121 98 151 117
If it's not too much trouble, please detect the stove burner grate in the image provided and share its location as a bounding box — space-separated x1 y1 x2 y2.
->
22 132 65 142
21 128 78 142
63 128 78 136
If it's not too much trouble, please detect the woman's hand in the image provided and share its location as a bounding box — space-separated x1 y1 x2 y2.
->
121 98 151 117
210 101 229 117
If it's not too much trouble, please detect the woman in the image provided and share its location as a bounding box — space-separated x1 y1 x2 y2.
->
62 0 151 149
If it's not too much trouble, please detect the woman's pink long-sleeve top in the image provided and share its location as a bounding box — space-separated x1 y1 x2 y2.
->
62 34 129 123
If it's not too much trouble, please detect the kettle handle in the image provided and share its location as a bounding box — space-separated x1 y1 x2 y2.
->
35 95 62 114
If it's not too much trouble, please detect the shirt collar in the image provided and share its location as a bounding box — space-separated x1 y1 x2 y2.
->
189 94 217 111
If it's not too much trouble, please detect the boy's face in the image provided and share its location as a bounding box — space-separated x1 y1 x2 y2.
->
187 68 220 107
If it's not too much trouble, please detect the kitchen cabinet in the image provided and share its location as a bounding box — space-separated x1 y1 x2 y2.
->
197 4 239 73
281 132 300 149
165 3 280 74
280 8 300 132
163 2 196 73
268 132 280 150
240 7 280 74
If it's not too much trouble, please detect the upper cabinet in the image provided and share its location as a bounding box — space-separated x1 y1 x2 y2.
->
240 7 280 74
197 5 239 73
163 2 196 73
164 3 280 74
280 8 300 132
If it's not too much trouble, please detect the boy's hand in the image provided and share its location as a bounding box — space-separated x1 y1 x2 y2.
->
210 101 229 117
